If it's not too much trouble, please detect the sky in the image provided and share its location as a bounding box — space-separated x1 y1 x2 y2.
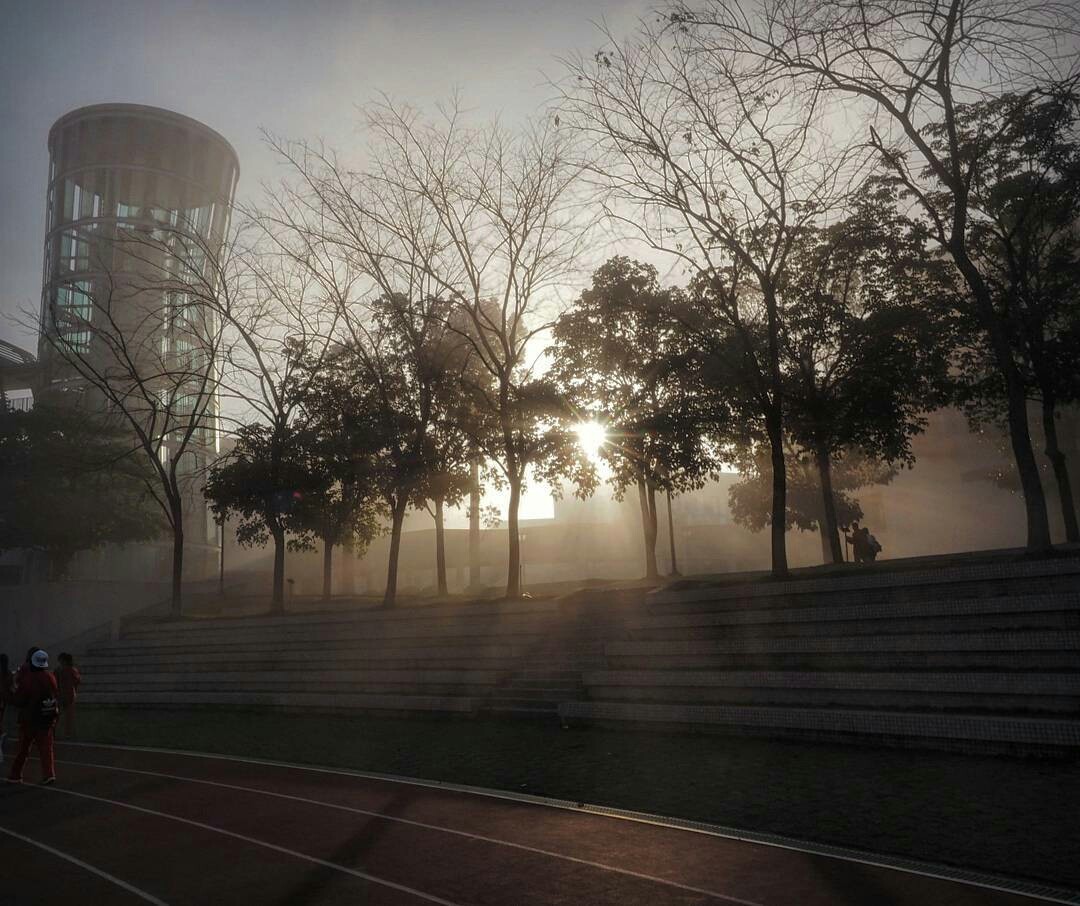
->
0 0 652 521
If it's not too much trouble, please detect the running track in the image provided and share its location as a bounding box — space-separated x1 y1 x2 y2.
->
0 742 1070 906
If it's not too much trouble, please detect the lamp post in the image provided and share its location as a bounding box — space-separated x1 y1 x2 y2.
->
216 513 225 598
665 488 680 577
518 532 526 594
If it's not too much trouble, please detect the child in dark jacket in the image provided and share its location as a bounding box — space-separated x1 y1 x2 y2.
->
56 652 81 739
7 648 59 784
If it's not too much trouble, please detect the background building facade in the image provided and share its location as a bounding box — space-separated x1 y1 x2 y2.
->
36 103 240 579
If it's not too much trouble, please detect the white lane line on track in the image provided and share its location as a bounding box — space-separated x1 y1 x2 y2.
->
0 824 171 905
55 758 763 906
58 741 1073 906
36 785 462 906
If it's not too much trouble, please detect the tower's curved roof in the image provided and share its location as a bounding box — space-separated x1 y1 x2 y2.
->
48 103 240 178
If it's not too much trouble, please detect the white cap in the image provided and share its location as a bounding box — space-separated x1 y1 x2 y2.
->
31 650 48 669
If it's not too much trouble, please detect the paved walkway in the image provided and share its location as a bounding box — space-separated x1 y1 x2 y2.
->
0 742 1070 905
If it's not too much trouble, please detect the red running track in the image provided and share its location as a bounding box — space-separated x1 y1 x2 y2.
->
0 741 1064 906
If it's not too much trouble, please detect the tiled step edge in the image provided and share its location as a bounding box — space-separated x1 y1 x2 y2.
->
607 631 1080 655
648 557 1080 606
581 671 1080 695
633 593 1080 628
80 691 476 712
557 701 1080 746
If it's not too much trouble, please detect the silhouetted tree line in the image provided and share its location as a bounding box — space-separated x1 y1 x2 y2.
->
11 0 1079 608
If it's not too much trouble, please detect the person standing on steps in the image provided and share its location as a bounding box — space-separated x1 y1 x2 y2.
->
7 648 60 785
845 522 870 563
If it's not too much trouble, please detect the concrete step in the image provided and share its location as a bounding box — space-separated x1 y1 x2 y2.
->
583 669 1080 694
107 630 609 667
608 651 1080 671
629 611 1080 642
582 687 1079 712
80 690 477 713
482 701 561 716
493 687 581 700
122 617 561 643
607 631 1080 658
112 624 558 650
80 649 521 672
635 592 1080 629
87 640 527 660
90 680 494 696
130 599 560 636
82 667 504 684
508 679 584 691
647 558 1080 612
558 701 1080 750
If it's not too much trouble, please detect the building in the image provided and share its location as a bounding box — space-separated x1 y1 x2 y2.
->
34 103 240 581
0 337 36 410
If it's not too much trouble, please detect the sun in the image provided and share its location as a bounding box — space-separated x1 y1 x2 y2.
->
574 421 607 464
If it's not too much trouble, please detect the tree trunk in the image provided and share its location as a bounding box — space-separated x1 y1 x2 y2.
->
434 496 448 596
270 524 286 614
468 456 480 590
1042 395 1079 543
322 538 333 599
383 498 407 607
815 446 844 565
636 477 659 579
341 540 355 595
218 518 225 598
761 279 789 578
765 407 789 577
170 504 184 619
953 253 1052 549
505 474 522 598
665 489 679 576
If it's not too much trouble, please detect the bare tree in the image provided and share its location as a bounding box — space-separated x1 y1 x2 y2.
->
39 211 232 615
674 0 1080 548
561 20 856 575
264 98 593 598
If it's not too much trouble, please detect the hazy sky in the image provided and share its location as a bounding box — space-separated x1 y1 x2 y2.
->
0 0 650 352
0 0 651 521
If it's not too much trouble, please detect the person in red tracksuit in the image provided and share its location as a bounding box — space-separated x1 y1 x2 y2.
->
0 653 13 763
7 648 59 785
55 653 82 739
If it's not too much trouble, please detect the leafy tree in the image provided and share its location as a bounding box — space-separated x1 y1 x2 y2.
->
204 422 315 605
953 90 1080 541
287 420 383 600
410 305 492 597
778 195 953 561
296 291 463 608
563 22 856 577
688 0 1080 549
0 405 162 576
551 257 723 578
729 442 895 561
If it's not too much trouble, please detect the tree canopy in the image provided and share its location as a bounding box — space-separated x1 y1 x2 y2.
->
0 405 163 574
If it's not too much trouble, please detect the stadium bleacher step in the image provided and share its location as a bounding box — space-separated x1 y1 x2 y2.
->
72 555 1080 751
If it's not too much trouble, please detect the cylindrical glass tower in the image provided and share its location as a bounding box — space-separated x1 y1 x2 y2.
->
38 103 239 565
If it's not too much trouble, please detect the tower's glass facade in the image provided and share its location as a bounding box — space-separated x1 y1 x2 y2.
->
39 104 239 561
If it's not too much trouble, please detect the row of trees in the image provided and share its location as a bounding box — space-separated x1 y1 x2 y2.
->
10 0 1078 614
